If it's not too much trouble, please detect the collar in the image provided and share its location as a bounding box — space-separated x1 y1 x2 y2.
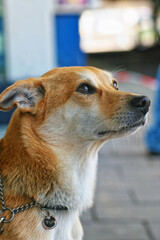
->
0 173 68 233
44 205 68 211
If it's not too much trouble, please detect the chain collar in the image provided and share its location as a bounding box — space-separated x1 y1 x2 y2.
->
0 173 68 233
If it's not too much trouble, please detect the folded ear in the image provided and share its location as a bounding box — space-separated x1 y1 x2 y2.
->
0 78 45 113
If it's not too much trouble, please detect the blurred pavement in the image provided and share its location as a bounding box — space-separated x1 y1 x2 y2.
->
0 82 159 240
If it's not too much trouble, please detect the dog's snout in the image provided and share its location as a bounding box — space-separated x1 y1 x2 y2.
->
130 96 150 114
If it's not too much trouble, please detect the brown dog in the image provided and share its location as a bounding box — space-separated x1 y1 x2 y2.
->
0 67 150 239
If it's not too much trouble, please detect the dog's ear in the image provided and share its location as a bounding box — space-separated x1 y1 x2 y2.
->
0 78 45 113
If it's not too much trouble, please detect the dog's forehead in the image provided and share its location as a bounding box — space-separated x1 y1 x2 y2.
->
78 68 113 88
42 67 113 91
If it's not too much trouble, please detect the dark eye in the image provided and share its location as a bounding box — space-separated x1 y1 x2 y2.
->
113 80 118 90
76 83 96 94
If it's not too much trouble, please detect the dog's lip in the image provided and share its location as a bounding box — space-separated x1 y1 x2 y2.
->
97 119 145 136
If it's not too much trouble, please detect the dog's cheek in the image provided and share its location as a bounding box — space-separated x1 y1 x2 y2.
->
74 110 102 138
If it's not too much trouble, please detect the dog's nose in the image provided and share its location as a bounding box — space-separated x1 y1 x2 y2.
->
130 96 151 114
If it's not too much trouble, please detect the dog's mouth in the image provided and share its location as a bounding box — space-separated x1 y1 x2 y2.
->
97 119 145 137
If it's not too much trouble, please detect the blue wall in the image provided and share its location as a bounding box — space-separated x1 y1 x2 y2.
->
55 14 87 67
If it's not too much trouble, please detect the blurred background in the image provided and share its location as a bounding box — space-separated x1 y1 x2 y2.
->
0 0 160 239
0 0 160 123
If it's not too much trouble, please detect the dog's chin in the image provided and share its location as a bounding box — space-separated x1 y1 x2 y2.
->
97 119 146 139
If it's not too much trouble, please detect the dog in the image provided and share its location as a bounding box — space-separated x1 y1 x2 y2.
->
0 66 150 239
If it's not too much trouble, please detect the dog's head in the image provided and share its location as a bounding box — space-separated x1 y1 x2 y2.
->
0 67 150 143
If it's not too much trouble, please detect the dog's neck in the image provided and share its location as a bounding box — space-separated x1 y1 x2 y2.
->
0 110 102 212
40 141 101 212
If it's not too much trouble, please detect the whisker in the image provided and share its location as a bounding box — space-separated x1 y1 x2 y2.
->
111 66 126 77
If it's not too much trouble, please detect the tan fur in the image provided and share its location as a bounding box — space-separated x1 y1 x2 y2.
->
0 67 149 239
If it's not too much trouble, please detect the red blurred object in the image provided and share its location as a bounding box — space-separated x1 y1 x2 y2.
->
116 71 156 89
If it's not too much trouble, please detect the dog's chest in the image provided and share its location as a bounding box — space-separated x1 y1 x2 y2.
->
34 211 79 240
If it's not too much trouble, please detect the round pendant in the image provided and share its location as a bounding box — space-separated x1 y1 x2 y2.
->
42 215 57 230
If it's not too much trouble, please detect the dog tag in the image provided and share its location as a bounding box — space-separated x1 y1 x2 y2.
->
42 215 57 230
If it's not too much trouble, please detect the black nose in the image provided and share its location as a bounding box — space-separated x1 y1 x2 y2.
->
130 96 151 114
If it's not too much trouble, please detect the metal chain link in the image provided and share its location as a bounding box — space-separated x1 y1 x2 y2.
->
0 175 5 210
12 201 38 214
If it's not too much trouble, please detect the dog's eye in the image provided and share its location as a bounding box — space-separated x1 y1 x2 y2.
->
112 80 118 90
76 83 96 94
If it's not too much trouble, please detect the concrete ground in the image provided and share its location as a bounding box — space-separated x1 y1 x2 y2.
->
0 82 159 240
